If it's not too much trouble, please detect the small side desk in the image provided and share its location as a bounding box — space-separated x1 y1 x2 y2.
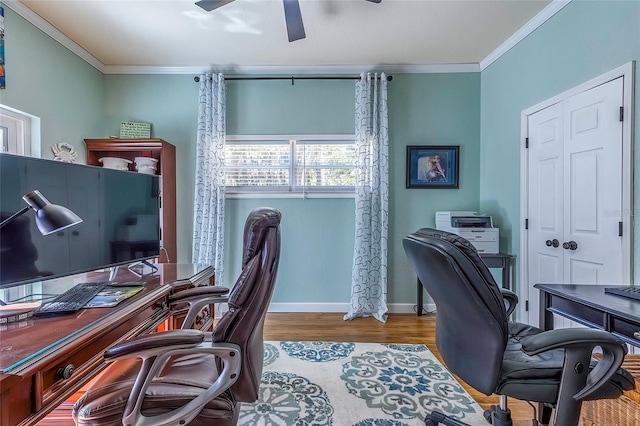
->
416 252 514 316
535 283 640 348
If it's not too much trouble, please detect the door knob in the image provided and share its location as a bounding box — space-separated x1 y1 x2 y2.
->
562 241 578 250
545 239 560 248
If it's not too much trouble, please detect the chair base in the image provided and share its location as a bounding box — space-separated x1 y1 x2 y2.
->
424 406 513 426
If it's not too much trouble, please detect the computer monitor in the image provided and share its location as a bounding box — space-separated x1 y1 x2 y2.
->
0 153 160 288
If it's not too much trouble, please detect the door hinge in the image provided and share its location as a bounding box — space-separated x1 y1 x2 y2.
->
525 300 529 312
619 221 623 237
525 137 529 148
525 218 529 230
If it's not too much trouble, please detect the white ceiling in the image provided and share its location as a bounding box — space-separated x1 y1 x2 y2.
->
13 0 558 73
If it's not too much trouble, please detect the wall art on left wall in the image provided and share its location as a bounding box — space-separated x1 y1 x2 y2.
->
0 6 5 89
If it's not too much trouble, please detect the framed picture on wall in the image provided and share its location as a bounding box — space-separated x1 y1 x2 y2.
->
406 145 459 188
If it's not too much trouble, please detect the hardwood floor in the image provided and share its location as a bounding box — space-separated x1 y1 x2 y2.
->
264 312 536 424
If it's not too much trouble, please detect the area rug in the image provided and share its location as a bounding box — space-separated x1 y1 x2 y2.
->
239 341 487 425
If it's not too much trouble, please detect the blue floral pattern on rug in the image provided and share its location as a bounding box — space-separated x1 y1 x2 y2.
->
263 342 278 367
239 371 334 425
281 341 355 362
353 420 410 426
383 344 428 353
341 350 478 421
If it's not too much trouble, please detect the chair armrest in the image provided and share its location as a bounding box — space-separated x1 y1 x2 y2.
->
521 328 627 401
170 286 230 329
169 286 229 303
520 328 624 354
122 342 242 426
104 329 205 361
500 289 518 317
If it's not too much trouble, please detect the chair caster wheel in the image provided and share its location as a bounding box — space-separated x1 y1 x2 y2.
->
425 415 439 426
483 406 496 424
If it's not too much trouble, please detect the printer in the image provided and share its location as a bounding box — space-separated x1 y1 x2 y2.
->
435 211 499 254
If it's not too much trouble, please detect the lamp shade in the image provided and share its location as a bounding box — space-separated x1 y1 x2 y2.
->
22 190 83 235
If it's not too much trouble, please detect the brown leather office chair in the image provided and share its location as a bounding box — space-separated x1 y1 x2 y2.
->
73 207 281 426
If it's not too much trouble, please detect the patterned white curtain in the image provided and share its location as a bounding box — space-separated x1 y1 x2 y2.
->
192 73 226 281
344 72 389 323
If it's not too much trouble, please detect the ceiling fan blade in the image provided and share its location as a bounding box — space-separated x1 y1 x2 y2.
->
195 0 235 12
364 0 382 3
283 0 306 42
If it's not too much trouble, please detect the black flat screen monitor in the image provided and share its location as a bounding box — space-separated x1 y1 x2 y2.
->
0 153 160 288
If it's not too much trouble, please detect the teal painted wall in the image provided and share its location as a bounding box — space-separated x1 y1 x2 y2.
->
226 78 354 134
480 0 640 296
388 73 481 305
0 6 104 158
102 74 200 262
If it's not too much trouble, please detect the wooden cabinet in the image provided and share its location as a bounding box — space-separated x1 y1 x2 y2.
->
84 138 176 263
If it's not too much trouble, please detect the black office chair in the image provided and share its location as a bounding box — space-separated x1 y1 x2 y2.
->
403 228 635 426
73 207 281 426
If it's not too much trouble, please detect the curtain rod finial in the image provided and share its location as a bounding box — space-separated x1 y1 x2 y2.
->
194 76 201 82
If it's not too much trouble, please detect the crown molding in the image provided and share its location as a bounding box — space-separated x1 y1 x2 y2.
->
479 0 572 71
102 63 480 75
9 0 570 76
4 0 104 72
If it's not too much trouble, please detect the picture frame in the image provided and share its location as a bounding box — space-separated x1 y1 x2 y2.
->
1 6 5 90
406 145 459 188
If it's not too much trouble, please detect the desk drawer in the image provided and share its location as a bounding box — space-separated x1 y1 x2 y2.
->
39 305 167 411
548 297 604 328
610 317 640 347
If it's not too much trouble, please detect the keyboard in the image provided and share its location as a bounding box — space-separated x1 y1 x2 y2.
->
604 286 640 302
34 282 109 316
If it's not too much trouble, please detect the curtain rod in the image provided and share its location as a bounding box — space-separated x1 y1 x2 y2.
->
193 75 393 83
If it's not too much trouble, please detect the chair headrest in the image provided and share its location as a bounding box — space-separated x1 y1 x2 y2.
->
242 207 282 267
411 228 498 288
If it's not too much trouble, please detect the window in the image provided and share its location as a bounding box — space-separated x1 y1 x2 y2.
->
225 135 356 195
0 106 32 156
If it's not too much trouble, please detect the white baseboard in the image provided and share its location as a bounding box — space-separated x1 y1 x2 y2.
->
268 303 436 315
215 302 437 318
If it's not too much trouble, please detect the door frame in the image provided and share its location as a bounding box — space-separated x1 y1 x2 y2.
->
519 61 635 324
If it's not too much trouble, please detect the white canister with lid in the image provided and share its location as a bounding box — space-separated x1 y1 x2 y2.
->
99 157 132 171
135 157 159 175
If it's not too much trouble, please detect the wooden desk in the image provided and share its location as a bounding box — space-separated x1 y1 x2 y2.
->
416 252 514 316
0 264 214 426
535 283 640 348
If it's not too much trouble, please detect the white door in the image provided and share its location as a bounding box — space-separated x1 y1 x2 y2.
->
527 77 625 327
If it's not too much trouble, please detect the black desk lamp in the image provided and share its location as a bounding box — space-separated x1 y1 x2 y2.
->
0 190 82 307
0 190 83 235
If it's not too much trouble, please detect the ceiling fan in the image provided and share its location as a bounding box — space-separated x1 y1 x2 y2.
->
195 0 382 42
